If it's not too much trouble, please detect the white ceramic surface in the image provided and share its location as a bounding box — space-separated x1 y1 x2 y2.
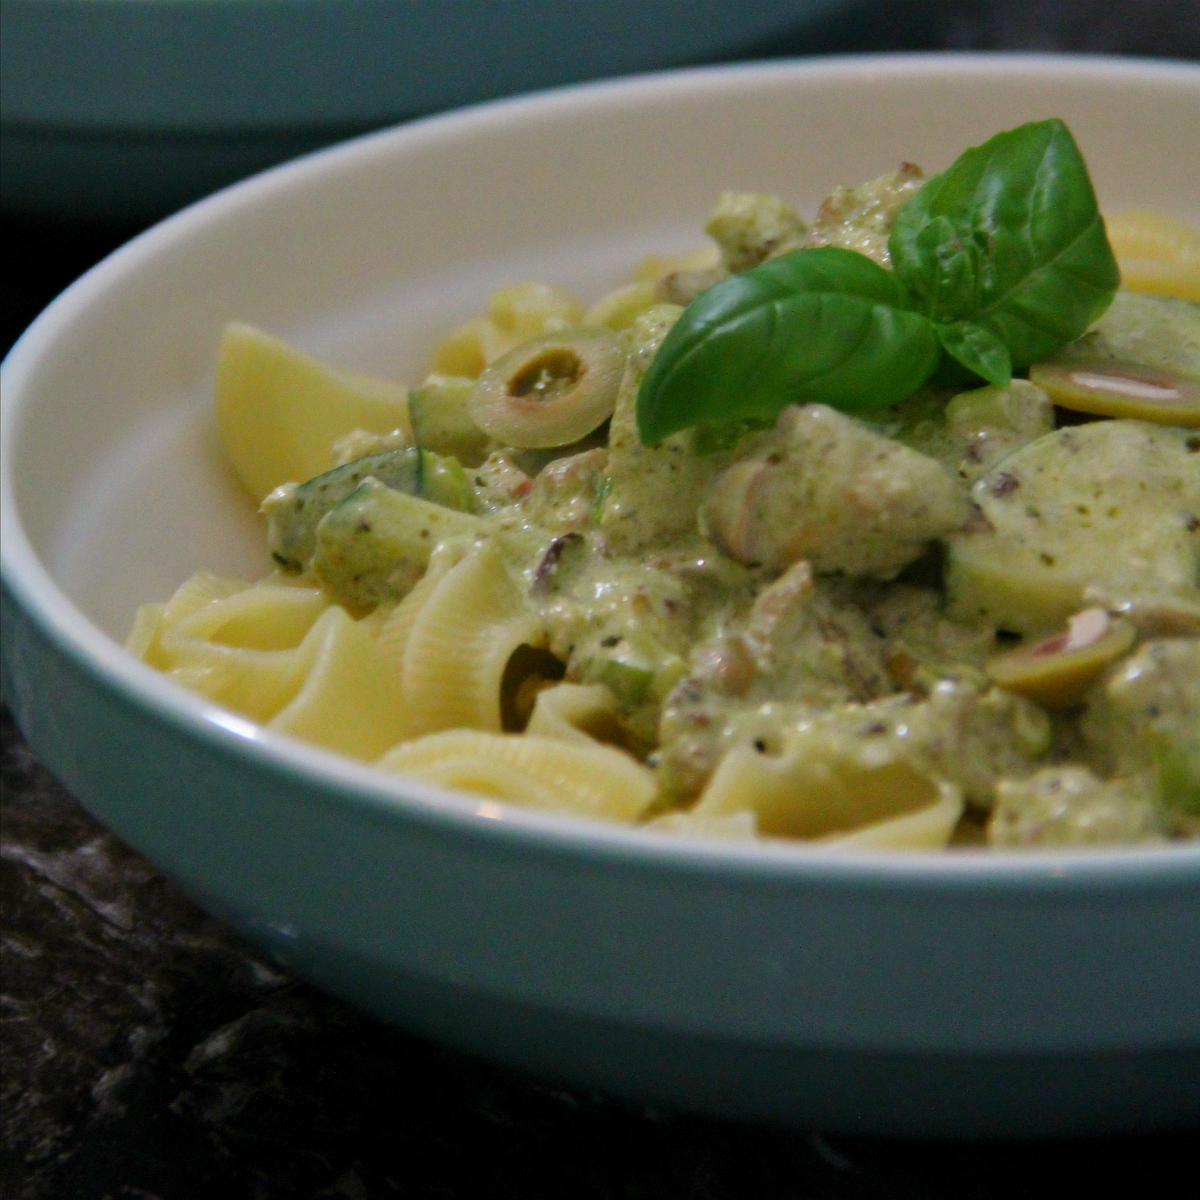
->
3 55 1200 1135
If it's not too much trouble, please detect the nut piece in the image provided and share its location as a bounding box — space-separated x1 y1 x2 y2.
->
985 608 1136 708
469 330 625 449
1029 357 1200 426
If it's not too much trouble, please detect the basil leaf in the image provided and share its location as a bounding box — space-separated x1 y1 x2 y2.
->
890 119 1119 370
636 247 941 444
936 321 1011 387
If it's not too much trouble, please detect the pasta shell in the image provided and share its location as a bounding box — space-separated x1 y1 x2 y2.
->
1105 209 1200 301
269 606 412 759
487 281 584 340
171 584 329 650
164 634 321 722
402 544 543 734
215 321 411 503
819 782 963 851
693 721 945 840
428 316 513 379
643 809 759 840
374 541 471 676
525 683 623 746
155 577 331 720
584 281 657 331
377 730 656 821
161 571 251 625
126 603 168 668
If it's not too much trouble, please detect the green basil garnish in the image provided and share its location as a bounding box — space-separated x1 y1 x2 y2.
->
891 118 1120 376
637 248 942 444
637 119 1119 445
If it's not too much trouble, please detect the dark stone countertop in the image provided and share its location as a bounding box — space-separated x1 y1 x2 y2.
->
4 4 1198 1196
4 707 1196 1198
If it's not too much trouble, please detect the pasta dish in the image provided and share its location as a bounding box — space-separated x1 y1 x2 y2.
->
128 120 1200 850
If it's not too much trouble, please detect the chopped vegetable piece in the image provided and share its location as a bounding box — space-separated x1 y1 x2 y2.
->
947 421 1200 635
581 658 655 708
1082 638 1200 818
311 479 481 611
409 374 494 466
263 448 472 573
1053 290 1200 378
988 767 1165 847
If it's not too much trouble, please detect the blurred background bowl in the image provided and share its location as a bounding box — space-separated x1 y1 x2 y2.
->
1 0 868 220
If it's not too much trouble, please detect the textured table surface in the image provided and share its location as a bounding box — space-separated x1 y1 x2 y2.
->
4 3 1199 1196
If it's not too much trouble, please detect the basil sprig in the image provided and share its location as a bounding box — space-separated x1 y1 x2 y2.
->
637 119 1119 445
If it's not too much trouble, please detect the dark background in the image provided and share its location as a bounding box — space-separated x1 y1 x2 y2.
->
4 2 1199 1196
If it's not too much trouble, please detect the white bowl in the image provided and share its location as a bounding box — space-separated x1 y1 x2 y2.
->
3 55 1199 1136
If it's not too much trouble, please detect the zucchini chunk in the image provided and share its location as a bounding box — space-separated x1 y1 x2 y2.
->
409 374 494 466
263 447 472 572
311 478 481 611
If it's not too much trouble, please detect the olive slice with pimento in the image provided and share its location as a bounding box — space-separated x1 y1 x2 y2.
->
1029 356 1200 426
469 329 626 448
985 608 1136 708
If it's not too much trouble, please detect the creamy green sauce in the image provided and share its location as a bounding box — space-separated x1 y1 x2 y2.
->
298 177 1200 847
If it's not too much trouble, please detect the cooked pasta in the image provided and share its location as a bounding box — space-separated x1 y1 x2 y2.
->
376 730 656 821
400 543 544 736
525 683 624 747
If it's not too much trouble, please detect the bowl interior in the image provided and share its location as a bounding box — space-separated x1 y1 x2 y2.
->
7 57 1200 651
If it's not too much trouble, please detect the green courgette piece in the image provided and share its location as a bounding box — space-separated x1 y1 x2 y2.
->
408 375 493 467
263 447 472 571
581 658 656 708
1157 741 1200 817
310 478 481 611
579 633 687 709
419 451 474 512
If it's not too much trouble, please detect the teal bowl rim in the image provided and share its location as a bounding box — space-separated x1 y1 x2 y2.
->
4 54 1200 891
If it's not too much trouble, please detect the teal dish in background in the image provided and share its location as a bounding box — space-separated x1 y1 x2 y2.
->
3 57 1200 1134
1 0 857 219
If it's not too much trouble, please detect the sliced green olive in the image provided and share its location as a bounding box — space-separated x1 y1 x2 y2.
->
986 608 1136 708
469 330 625 448
1029 357 1200 426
